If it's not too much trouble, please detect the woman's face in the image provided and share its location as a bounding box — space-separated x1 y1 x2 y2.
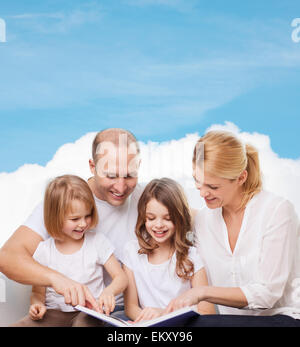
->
192 166 245 209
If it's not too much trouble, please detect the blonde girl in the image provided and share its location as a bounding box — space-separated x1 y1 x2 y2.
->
12 175 127 327
123 178 215 323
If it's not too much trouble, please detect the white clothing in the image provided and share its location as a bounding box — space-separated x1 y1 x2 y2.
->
33 231 114 312
194 190 300 318
123 239 204 309
24 183 144 305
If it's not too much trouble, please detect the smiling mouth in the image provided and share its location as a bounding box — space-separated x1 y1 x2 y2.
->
110 191 125 199
205 197 216 202
152 230 169 237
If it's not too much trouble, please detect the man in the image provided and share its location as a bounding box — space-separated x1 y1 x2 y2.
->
0 128 143 315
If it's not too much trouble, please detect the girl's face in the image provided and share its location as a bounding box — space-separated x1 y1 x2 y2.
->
62 199 92 241
145 198 175 246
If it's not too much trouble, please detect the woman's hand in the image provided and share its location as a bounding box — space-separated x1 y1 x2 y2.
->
29 303 47 320
134 307 165 323
165 288 203 314
98 289 116 315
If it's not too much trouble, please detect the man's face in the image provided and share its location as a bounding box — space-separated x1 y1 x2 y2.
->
90 148 139 206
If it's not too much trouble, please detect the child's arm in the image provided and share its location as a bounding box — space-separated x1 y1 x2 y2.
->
29 285 47 320
123 264 143 320
100 254 128 315
191 268 216 314
123 265 164 323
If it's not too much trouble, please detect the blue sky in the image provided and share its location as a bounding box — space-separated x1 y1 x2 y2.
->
0 0 300 172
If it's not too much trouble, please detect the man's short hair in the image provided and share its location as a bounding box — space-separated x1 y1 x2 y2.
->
92 128 140 163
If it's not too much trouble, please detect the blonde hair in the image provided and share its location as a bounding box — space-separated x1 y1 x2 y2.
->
44 175 98 239
136 178 194 280
192 131 262 209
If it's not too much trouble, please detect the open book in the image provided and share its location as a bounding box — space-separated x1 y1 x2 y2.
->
75 305 199 327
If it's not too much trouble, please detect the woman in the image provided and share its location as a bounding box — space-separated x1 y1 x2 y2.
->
165 130 300 327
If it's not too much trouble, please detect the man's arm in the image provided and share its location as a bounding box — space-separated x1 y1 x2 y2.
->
0 226 100 311
0 226 51 285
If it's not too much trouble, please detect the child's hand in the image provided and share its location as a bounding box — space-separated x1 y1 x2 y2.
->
29 304 47 321
134 307 164 323
98 289 116 315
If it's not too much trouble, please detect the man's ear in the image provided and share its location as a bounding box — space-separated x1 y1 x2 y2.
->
89 159 96 175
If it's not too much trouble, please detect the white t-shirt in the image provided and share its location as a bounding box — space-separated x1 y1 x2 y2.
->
33 231 114 312
122 239 204 309
194 190 300 318
24 183 145 305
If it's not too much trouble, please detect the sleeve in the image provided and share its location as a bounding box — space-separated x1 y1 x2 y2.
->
32 241 49 267
121 240 137 270
23 202 49 240
95 233 115 265
240 200 299 310
188 247 204 273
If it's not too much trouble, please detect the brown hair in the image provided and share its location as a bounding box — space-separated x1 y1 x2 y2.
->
44 175 98 239
136 178 194 280
192 130 262 209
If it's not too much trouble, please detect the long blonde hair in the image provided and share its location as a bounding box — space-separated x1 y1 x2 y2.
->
192 131 262 209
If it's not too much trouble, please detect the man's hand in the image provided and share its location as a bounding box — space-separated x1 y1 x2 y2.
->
49 272 100 311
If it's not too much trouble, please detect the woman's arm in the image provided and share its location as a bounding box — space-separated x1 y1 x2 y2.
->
191 268 216 314
165 285 248 314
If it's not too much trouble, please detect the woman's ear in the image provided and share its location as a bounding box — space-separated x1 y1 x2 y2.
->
238 170 248 186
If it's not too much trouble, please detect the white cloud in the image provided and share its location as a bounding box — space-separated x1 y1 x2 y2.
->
9 3 103 34
0 122 299 247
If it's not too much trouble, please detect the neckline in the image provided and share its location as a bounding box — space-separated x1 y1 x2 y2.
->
146 251 175 267
218 192 261 255
53 234 86 256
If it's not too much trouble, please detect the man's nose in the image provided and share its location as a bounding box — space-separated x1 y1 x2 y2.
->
114 177 127 193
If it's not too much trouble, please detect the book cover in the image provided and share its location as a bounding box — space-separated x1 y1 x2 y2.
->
75 305 199 327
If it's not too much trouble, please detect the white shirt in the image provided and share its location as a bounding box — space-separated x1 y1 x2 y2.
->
194 190 300 318
24 183 145 305
33 231 114 312
123 239 204 309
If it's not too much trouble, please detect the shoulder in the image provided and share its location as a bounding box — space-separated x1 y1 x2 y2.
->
251 190 296 216
23 201 49 240
33 238 53 264
87 230 114 249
